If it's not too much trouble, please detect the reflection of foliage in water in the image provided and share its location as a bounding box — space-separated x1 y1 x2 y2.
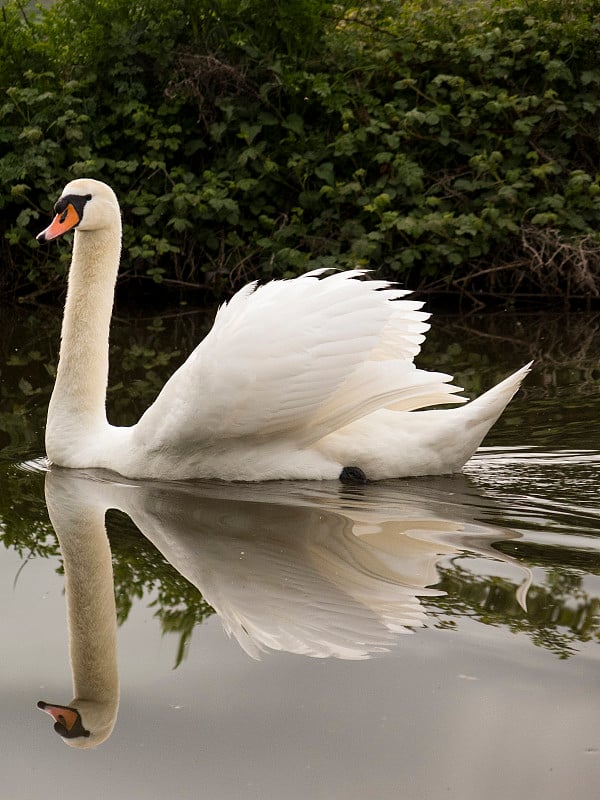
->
1 465 599 664
106 509 214 668
1 306 599 663
419 311 600 449
0 467 59 561
430 561 600 660
2 305 598 459
0 306 212 459
0 468 214 667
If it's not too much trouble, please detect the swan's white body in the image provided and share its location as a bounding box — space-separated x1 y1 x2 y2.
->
41 179 530 481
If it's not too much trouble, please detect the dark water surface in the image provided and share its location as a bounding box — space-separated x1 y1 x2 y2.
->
0 305 599 798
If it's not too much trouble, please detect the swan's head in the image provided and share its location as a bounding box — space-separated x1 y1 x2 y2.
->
37 699 117 749
37 178 120 242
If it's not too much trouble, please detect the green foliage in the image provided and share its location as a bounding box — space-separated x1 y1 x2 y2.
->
1 0 600 301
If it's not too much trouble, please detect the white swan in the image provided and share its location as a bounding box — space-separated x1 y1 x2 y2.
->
37 178 531 481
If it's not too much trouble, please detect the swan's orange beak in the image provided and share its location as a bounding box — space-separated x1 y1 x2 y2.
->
37 701 79 732
37 203 81 242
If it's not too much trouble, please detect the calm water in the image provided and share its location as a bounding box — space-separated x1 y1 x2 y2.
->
0 304 599 799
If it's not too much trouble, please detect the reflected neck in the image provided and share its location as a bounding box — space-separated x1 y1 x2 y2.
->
44 473 120 746
61 505 119 706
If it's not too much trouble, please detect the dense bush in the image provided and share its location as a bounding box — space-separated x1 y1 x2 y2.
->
1 0 600 303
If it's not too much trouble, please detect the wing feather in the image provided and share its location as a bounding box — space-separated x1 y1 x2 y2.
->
132 271 456 451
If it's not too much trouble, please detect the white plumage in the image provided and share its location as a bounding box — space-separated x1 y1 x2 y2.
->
38 178 530 481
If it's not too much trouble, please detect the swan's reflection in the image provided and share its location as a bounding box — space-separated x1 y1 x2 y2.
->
39 469 119 748
39 467 529 747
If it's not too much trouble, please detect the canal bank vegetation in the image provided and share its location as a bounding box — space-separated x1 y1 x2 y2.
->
1 0 600 305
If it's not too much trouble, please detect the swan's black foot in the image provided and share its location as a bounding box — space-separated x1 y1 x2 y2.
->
339 466 368 484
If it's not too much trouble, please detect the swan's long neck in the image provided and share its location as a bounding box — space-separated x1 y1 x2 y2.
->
47 223 121 464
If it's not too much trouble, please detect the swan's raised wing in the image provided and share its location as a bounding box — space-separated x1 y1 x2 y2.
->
132 270 461 451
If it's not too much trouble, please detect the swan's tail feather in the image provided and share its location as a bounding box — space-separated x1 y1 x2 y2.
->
458 362 532 431
427 362 533 473
304 363 467 445
318 362 531 479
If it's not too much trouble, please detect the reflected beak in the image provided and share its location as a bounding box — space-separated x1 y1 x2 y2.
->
37 203 81 242
37 701 80 732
